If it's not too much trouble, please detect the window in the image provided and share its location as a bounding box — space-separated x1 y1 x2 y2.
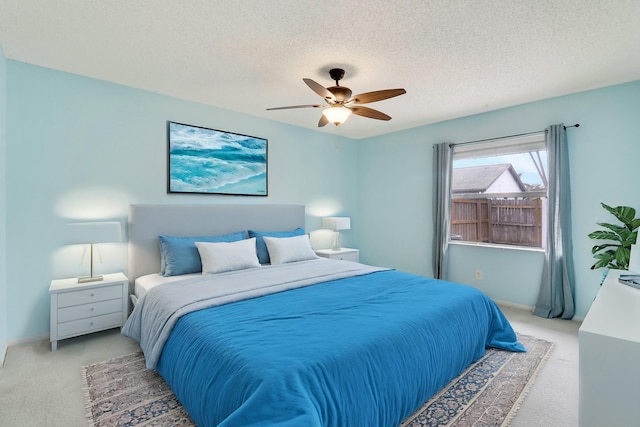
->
449 133 547 248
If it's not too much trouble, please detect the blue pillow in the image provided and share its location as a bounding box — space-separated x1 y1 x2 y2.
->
248 228 305 264
159 231 247 276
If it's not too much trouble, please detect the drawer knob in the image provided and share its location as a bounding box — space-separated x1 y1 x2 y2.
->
90 322 94 326
90 293 94 297
90 308 94 311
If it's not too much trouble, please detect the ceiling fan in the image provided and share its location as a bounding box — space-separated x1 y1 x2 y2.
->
267 68 406 127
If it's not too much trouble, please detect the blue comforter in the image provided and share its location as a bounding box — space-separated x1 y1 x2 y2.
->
155 269 524 426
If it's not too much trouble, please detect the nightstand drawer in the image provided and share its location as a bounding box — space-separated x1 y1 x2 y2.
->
57 312 123 339
315 248 359 263
58 298 122 323
331 252 359 262
58 285 122 307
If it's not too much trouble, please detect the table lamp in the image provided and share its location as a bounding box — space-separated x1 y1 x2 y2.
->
66 221 122 283
321 217 351 251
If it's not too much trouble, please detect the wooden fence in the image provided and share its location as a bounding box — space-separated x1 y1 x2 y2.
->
451 198 543 247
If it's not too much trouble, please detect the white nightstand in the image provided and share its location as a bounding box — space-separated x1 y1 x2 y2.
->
49 272 129 351
315 248 359 262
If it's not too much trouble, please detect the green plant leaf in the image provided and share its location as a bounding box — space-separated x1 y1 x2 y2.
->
629 218 640 232
623 231 638 246
588 230 622 242
596 222 627 235
593 250 615 259
591 243 615 254
591 257 614 270
602 203 637 227
615 246 631 269
592 251 616 270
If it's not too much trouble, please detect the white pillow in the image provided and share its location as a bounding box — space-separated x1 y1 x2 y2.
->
195 238 260 274
263 234 319 265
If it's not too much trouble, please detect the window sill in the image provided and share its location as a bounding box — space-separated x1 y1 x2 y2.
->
448 240 545 253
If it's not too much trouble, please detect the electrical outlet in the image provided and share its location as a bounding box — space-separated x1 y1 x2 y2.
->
475 269 483 280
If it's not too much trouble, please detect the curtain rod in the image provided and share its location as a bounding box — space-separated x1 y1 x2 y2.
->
446 123 580 148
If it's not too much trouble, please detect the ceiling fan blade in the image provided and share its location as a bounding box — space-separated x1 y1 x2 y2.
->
347 88 406 105
349 106 392 121
318 114 329 127
266 104 324 110
303 78 336 102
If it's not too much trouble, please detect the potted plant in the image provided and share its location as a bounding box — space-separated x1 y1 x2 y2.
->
589 203 640 270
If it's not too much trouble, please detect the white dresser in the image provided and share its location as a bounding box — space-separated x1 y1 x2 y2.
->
49 272 128 351
578 269 640 426
315 248 359 262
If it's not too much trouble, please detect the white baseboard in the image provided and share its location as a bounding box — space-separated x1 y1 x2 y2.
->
494 299 584 322
0 343 6 368
1 334 48 367
7 333 49 348
494 299 535 312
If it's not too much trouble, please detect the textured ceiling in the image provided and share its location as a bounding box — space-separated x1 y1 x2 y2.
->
1 0 639 139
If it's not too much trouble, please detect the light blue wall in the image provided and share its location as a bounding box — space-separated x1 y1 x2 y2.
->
357 80 640 319
0 45 7 357
5 60 358 340
4 55 639 341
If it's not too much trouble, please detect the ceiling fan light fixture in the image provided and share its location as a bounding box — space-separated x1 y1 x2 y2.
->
267 69 406 127
322 106 352 126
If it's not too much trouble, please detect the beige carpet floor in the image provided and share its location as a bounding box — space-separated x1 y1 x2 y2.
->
0 304 580 426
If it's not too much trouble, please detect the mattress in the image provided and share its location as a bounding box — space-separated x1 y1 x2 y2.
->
134 272 200 300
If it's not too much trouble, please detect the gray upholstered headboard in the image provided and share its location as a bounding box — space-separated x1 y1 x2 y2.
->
128 204 306 283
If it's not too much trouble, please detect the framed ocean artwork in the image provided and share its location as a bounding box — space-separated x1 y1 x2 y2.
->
167 121 268 196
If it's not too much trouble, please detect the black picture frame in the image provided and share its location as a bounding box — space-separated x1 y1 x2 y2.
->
167 121 268 196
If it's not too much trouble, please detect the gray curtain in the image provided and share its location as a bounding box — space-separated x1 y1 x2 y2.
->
432 143 453 280
533 124 575 319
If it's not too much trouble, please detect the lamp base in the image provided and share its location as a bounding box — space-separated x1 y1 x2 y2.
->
78 275 104 283
331 231 341 251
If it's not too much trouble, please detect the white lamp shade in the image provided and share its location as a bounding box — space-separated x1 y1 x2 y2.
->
66 221 122 245
322 217 351 231
322 106 352 125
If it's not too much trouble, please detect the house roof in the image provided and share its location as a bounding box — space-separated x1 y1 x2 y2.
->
452 164 526 193
0 1 638 140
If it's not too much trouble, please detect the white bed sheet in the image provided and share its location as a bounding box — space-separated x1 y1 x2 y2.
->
134 273 201 300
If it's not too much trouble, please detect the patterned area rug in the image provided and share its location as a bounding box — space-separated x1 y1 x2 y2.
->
82 333 553 427
401 334 554 426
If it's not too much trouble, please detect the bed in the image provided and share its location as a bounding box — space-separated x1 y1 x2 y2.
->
123 204 524 426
